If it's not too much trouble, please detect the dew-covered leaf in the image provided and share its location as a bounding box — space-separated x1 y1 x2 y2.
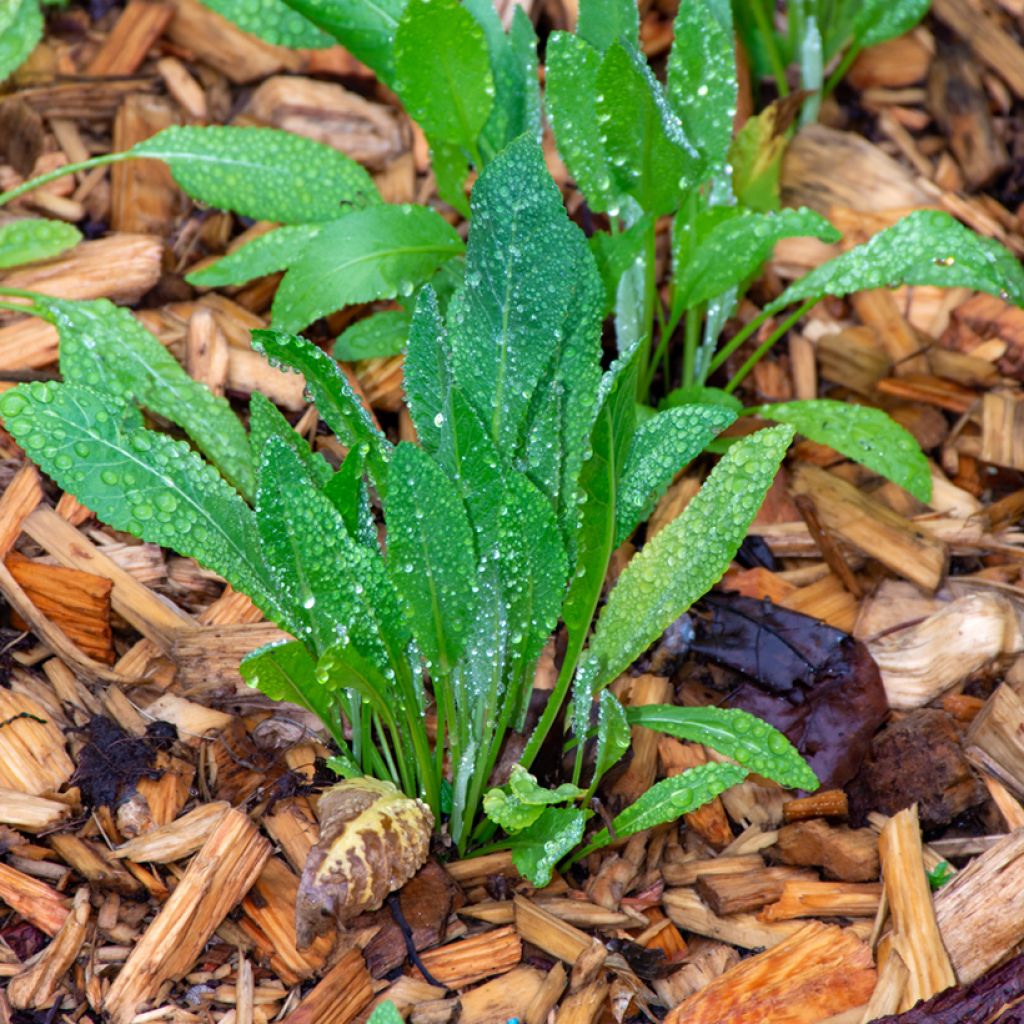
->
0 0 43 81
393 0 493 151
0 382 278 617
0 218 81 269
753 399 931 502
46 297 254 498
483 765 583 832
626 704 819 790
660 384 743 415
507 805 586 887
576 0 638 51
615 403 737 546
596 43 703 217
252 328 391 492
403 287 450 454
198 0 331 47
335 309 411 362
584 424 794 690
323 444 377 548
131 126 380 224
186 224 323 288
769 210 1024 314
366 1002 404 1024
271 205 464 332
853 0 929 48
386 442 477 676
589 215 651 314
592 688 631 787
249 392 333 489
430 138 471 217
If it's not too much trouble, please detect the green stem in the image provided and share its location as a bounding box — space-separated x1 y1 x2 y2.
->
706 306 773 377
682 305 703 390
0 152 130 209
823 42 860 98
724 299 816 393
644 304 682 396
520 633 584 773
636 219 659 402
751 0 790 97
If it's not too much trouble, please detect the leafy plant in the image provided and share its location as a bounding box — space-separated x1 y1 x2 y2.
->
1 136 817 879
0 0 45 82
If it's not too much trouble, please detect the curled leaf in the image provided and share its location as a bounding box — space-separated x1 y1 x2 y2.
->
296 777 433 948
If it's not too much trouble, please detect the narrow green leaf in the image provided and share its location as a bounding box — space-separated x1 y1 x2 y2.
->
626 705 819 791
249 392 333 489
592 689 631 788
768 210 1024 314
186 224 323 288
334 310 411 362
0 382 278 617
615 404 737 547
753 399 932 503
132 126 380 224
577 0 638 51
197 0 330 46
323 444 377 548
271 205 464 332
393 0 493 151
386 442 477 676
0 218 80 269
584 424 795 690
403 286 450 454
853 0 930 48
0 0 42 81
509 806 586 886
240 641 339 738
47 298 254 498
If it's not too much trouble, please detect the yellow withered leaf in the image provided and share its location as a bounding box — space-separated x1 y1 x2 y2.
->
296 777 433 948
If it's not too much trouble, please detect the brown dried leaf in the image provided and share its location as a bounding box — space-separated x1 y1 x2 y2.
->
296 778 433 948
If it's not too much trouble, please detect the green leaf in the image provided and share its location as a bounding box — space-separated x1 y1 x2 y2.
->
249 392 333 489
673 207 840 313
393 0 493 151
252 328 391 491
186 225 323 288
278 0 406 85
323 444 377 547
0 0 42 81
769 210 1024 314
366 1002 404 1024
386 442 477 676
596 43 703 217
0 382 279 617
272 205 464 332
753 399 932 502
403 287 450 454
577 0 638 51
727 101 791 213
667 0 736 171
584 424 794 690
430 139 471 216
131 126 380 224
576 763 747 858
509 806 586 886
615 404 737 547
589 215 651 314
335 310 411 362
545 32 623 216
853 0 930 48
660 384 743 415
0 218 80 269
44 298 255 499
483 765 583 832
626 705 819 791
592 689 631 788
197 0 330 47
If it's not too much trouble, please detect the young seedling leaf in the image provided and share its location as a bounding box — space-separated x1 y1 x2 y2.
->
0 382 279 617
768 210 1024 314
335 309 411 362
198 0 331 47
0 0 42 81
0 218 80 269
131 126 380 224
509 806 587 886
853 0 930 49
615 403 737 547
483 765 583 832
249 392 333 489
366 1002 404 1024
393 0 493 152
753 399 932 502
584 424 795 690
576 0 639 51
626 704 819 790
186 224 324 288
271 205 464 332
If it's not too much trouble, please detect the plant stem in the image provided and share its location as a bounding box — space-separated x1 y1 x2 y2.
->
751 0 790 97
637 218 659 402
644 304 683 395
0 152 130 209
723 298 816 393
520 635 583 772
706 306 773 377
682 305 702 390
823 42 860 98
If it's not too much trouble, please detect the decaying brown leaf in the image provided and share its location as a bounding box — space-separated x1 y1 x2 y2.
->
296 777 433 949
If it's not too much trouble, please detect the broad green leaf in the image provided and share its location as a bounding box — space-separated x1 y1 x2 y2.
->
131 126 380 224
249 392 333 489
393 0 493 151
673 207 840 313
197 0 330 46
335 309 411 362
386 443 477 676
626 705 819 790
577 0 638 51
667 0 736 171
584 424 795 690
0 0 42 81
769 210 1024 314
615 404 737 547
545 32 623 215
279 0 407 85
186 224 323 288
252 328 391 490
272 205 464 332
0 382 278 617
483 765 583 832
366 1002 404 1024
853 0 930 48
509 806 586 886
753 399 932 503
0 218 80 269
323 444 377 548
727 100 791 212
596 43 703 217
576 763 747 858
46 298 254 498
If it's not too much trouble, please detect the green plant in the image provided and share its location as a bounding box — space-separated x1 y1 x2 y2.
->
1 136 817 880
